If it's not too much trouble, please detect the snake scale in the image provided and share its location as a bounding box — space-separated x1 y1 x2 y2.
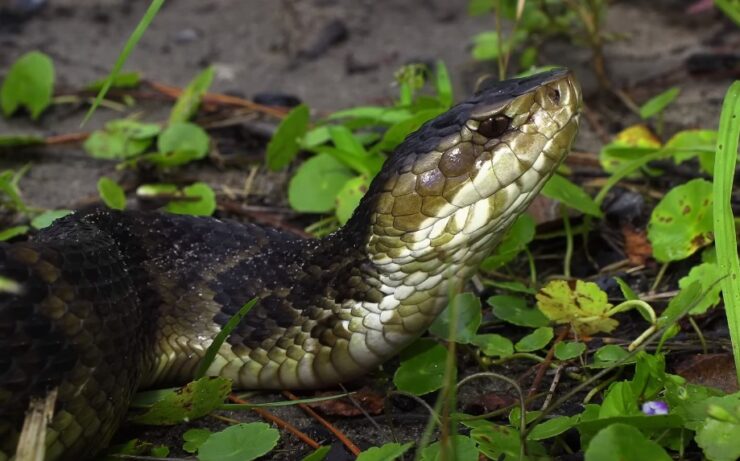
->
0 69 580 460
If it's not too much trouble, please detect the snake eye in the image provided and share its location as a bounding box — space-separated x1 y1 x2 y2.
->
478 115 510 139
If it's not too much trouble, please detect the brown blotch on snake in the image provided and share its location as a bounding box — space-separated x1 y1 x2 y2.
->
0 69 581 460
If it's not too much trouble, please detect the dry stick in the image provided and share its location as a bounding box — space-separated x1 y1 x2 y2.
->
146 81 289 119
282 390 362 456
15 388 58 461
227 394 321 450
527 327 569 401
45 132 91 145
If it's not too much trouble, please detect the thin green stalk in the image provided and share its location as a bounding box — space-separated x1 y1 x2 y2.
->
712 80 740 380
562 208 573 278
525 248 537 286
650 262 670 293
688 317 708 355
82 0 165 125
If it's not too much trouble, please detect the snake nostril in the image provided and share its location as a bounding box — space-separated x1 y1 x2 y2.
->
548 88 561 105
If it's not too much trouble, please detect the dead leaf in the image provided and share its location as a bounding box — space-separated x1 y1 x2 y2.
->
622 224 652 265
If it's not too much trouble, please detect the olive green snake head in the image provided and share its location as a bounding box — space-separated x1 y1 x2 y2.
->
0 69 581 460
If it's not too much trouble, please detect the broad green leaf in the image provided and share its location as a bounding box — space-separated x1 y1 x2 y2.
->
31 210 72 229
97 177 126 210
429 292 482 344
584 423 672 461
629 352 667 401
599 381 640 418
666 129 717 175
576 415 684 446
0 134 44 147
169 66 214 123
1 51 54 119
598 125 661 174
536 280 617 335
554 341 586 360
639 87 680 119
329 125 368 158
542 174 603 217
356 442 413 461
465 420 546 459
647 178 713 262
152 122 210 166
182 428 211 454
375 108 445 153
197 422 279 461
481 214 536 270
166 182 216 216
335 176 369 224
696 418 740 461
590 345 635 369
0 226 28 241
471 334 514 358
515 326 553 352
130 376 231 425
393 339 447 395
266 104 310 171
0 169 26 211
528 415 578 440
488 295 549 328
678 262 722 315
420 435 477 461
84 119 160 160
288 154 354 213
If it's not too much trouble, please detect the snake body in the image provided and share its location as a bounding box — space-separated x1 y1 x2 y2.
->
0 69 580 460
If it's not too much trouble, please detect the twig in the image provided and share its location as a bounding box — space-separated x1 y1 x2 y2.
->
282 390 362 456
527 327 569 401
15 388 58 461
227 394 320 450
44 132 91 145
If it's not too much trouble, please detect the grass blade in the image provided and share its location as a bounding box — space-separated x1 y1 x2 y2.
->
713 81 740 381
81 0 165 125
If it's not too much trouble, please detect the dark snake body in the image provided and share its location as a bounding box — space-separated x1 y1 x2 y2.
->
0 69 581 460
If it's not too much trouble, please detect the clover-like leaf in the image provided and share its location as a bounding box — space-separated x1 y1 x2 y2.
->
584 423 672 461
182 428 211 454
97 177 126 210
536 280 617 335
472 334 514 358
678 262 722 315
488 295 549 328
83 119 160 160
166 182 216 216
130 376 231 425
288 153 354 213
515 326 554 352
1 51 54 119
647 178 713 262
197 422 279 461
150 122 210 167
335 176 369 225
554 341 586 360
393 339 447 395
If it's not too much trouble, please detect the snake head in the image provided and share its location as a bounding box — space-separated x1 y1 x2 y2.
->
348 68 582 268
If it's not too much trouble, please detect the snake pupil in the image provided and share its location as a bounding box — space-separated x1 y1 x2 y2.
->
478 115 510 138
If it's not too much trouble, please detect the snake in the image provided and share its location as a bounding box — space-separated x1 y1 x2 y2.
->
0 69 580 460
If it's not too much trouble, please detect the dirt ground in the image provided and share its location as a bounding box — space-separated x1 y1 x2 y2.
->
1 0 739 459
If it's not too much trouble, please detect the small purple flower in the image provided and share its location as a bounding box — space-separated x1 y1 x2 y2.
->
642 401 669 415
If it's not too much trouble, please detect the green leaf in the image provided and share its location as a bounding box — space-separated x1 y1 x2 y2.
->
0 226 28 241
31 210 72 229
182 428 211 454
466 420 545 459
647 178 714 262
170 66 214 123
86 71 141 91
328 106 412 124
614 276 638 301
83 119 160 160
288 154 354 213
434 60 453 109
301 446 331 461
0 134 44 147
166 182 216 216
528 415 578 440
375 108 445 153
420 435 477 461
536 280 617 335
393 339 448 395
590 345 636 369
481 214 535 270
266 104 310 171
429 292 482 344
0 169 26 211
696 418 740 461
677 262 723 315
554 341 586 360
584 423 672 461
1 51 55 119
666 129 717 175
598 125 662 175
197 422 279 461
541 174 603 217
97 177 126 210
151 122 210 167
130 376 231 425
471 334 514 358
639 87 680 119
599 381 640 418
515 326 554 352
335 176 370 224
488 295 549 328
356 442 413 461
